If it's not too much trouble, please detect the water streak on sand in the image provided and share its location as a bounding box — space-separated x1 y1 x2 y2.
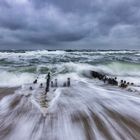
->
0 80 140 140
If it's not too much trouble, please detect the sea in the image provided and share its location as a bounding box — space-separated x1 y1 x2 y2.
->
0 50 140 140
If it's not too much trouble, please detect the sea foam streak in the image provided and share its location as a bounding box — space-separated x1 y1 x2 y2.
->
0 77 140 140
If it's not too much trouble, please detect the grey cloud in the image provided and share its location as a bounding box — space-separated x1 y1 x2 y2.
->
30 0 99 13
0 0 140 50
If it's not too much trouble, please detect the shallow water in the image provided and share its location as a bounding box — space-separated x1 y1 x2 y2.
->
0 50 140 140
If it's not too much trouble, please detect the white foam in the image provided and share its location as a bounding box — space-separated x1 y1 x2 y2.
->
0 50 66 60
0 70 35 87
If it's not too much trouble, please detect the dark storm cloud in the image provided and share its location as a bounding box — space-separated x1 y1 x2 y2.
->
0 0 140 50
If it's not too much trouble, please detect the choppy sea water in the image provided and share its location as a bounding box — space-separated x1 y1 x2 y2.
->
0 50 140 140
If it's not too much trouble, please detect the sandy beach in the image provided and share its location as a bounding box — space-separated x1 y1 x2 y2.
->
0 87 19 100
0 84 140 140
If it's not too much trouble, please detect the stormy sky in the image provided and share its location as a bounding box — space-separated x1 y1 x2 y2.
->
0 0 140 50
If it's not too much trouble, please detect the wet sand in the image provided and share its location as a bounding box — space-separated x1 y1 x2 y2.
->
0 84 140 140
0 87 19 100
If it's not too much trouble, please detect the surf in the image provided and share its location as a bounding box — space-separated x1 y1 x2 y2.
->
0 50 140 140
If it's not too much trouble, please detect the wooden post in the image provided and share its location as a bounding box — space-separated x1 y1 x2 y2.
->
45 72 50 95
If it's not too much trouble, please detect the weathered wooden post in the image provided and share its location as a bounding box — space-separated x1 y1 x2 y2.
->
51 81 54 87
67 78 70 87
45 72 50 95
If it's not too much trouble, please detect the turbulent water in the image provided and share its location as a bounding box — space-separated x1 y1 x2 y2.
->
0 50 140 140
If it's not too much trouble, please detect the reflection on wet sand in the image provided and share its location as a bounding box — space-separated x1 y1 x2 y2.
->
0 87 19 100
0 81 140 140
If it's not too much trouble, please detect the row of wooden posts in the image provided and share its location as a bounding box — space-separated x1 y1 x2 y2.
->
31 72 71 95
